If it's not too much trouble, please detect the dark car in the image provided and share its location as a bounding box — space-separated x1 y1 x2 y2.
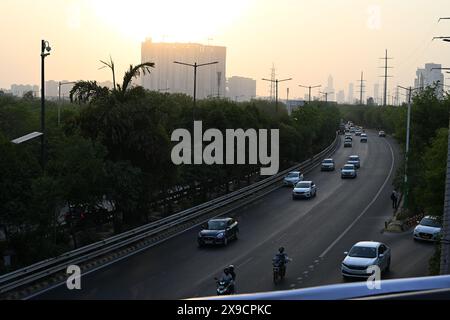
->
198 218 239 247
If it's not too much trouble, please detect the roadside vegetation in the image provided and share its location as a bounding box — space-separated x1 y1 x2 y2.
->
339 85 450 275
0 63 340 274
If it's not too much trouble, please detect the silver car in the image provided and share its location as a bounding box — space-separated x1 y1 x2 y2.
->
347 155 360 169
341 164 357 179
321 158 335 171
292 181 317 200
414 216 442 242
283 171 304 187
341 241 391 279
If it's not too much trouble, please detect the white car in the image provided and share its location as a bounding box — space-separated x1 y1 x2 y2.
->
341 164 357 179
414 216 442 242
283 171 304 187
341 241 391 279
292 181 317 200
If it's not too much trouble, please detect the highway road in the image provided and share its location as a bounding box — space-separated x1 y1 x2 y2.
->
35 131 436 300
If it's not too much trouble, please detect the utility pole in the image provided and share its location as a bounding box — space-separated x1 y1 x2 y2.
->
299 84 321 104
40 40 51 169
58 81 76 126
379 49 393 106
174 60 218 120
262 77 292 113
398 85 419 210
320 91 334 103
357 71 366 105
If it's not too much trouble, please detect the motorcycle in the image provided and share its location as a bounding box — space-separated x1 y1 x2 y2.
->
272 256 291 284
215 277 235 295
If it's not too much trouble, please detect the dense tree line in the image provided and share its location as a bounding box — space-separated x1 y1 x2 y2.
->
0 68 340 273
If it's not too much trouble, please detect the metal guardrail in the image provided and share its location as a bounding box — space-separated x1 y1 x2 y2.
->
0 134 340 296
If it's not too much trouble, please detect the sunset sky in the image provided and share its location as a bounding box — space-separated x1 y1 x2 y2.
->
1 0 450 99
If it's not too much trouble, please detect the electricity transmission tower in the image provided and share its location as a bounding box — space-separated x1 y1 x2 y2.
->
357 71 366 105
379 50 394 106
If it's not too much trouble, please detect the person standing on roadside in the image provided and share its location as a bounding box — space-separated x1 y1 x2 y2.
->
390 190 398 210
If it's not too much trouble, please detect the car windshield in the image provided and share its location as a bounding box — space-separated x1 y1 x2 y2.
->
420 218 441 228
207 220 227 230
349 157 359 160
286 173 299 178
323 159 333 163
296 182 310 188
348 246 377 258
343 165 354 170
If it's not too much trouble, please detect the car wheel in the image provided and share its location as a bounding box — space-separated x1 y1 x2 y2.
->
234 231 239 240
223 237 228 246
385 259 391 273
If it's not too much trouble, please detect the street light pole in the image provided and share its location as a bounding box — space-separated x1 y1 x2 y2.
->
263 77 292 113
41 40 51 169
58 81 76 126
299 84 321 104
174 61 218 120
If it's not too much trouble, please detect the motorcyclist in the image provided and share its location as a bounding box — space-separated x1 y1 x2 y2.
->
273 247 291 277
228 265 236 281
218 267 235 294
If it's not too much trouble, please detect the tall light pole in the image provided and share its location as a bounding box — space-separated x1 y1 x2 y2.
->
398 85 419 210
174 61 218 120
41 40 51 169
58 81 76 126
262 77 292 113
320 91 334 103
298 84 321 104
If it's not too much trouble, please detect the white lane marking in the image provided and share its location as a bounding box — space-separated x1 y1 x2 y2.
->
239 257 253 268
319 138 395 259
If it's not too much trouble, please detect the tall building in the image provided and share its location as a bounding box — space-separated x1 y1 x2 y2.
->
336 90 345 104
141 38 226 99
226 76 256 102
414 63 444 97
373 83 380 105
347 83 354 104
10 84 39 97
325 75 335 102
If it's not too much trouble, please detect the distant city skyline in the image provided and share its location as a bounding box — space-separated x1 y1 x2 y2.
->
1 1 450 99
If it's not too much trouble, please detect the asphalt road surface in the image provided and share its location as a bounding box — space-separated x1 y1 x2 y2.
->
36 131 436 300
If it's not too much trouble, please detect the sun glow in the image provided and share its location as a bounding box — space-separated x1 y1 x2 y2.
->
87 0 255 43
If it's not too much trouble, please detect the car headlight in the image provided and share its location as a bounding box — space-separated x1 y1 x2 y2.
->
217 232 225 238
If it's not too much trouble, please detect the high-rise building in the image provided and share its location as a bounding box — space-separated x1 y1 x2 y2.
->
347 83 354 104
336 90 345 104
10 84 39 97
414 63 444 97
226 76 256 102
141 38 226 99
325 75 335 102
373 83 380 105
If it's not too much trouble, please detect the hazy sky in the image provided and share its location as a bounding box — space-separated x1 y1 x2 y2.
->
1 0 450 100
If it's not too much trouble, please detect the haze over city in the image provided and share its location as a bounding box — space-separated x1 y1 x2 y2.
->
1 0 450 99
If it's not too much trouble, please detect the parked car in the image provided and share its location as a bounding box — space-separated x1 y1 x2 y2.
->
341 241 391 279
347 155 361 169
283 171 304 187
292 181 317 200
321 158 335 171
341 164 357 179
379 131 386 137
360 133 368 143
198 218 239 247
413 216 442 242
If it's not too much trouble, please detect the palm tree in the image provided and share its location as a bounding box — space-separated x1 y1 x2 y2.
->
70 58 155 103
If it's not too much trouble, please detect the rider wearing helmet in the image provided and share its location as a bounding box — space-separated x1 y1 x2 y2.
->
274 247 290 277
221 267 235 293
228 265 236 281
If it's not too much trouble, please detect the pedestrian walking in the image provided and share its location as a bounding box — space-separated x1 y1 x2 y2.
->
390 190 398 210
